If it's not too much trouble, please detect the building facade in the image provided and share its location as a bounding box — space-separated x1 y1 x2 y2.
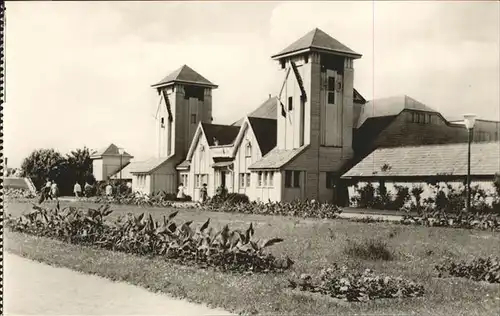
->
126 28 499 202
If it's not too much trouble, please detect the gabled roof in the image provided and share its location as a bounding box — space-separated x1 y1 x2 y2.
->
272 28 362 59
247 117 277 156
152 64 218 89
342 142 500 179
129 157 168 174
201 123 240 146
353 115 398 154
176 160 191 170
356 95 437 128
90 143 133 159
353 88 366 104
248 145 309 170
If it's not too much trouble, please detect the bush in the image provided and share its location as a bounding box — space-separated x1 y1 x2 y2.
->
200 199 342 219
5 204 293 273
288 265 424 302
435 257 500 283
343 238 394 261
351 183 375 208
400 209 500 231
392 185 411 210
4 188 37 201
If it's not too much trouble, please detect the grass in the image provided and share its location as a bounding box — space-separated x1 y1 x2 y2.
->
5 201 500 315
343 238 394 261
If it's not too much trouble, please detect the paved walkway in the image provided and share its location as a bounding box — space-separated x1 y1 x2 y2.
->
4 252 234 316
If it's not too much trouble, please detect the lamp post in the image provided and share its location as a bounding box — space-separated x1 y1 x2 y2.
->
463 114 476 213
118 148 125 181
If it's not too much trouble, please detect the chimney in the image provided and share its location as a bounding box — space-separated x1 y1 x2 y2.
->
268 94 271 99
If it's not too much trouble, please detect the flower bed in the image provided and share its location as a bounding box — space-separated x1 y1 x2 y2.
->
288 265 425 301
400 209 500 231
435 257 500 283
5 204 293 273
5 188 37 201
200 199 342 219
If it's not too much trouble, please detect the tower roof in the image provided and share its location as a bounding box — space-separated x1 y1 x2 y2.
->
152 64 218 89
271 28 362 59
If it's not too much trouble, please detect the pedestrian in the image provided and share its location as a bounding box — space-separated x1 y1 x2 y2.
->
105 183 113 197
73 182 82 198
44 179 53 200
177 182 185 199
51 181 59 201
84 182 92 198
200 183 208 203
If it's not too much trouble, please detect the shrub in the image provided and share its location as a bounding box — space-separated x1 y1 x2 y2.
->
343 238 394 261
411 185 424 208
5 204 293 273
288 265 424 302
435 257 500 283
352 183 375 208
393 185 410 210
4 188 37 201
200 199 342 220
400 209 500 231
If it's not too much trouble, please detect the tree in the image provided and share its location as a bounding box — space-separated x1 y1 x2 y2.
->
66 147 93 186
21 149 65 190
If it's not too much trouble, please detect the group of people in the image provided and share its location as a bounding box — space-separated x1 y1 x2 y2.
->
40 178 60 203
177 182 208 202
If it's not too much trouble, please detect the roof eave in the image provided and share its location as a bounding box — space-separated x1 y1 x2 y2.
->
271 47 362 60
151 80 218 89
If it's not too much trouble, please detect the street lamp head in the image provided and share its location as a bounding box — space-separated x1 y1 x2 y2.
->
118 148 125 155
463 113 476 130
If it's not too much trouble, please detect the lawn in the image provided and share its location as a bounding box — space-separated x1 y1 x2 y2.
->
5 201 500 315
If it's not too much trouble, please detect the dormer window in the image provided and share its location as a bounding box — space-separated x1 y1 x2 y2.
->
245 142 252 157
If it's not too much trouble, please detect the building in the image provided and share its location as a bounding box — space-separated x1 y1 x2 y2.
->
129 28 500 203
90 143 133 182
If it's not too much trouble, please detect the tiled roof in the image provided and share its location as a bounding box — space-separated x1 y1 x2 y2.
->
248 145 308 170
91 143 133 158
176 160 191 170
356 95 437 128
342 142 500 178
129 157 168 174
152 64 217 88
353 116 398 154
272 28 361 59
201 123 240 146
248 117 277 156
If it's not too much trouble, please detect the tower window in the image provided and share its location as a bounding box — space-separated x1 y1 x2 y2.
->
160 117 165 128
288 96 293 111
327 76 336 105
191 114 197 124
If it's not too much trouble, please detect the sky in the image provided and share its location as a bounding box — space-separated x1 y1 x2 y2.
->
4 1 500 168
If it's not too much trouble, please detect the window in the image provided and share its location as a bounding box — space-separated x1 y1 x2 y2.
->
293 171 300 188
195 174 208 188
180 174 188 187
161 117 165 128
246 173 251 187
288 96 293 111
327 76 336 105
285 170 301 188
191 114 197 124
258 172 263 187
326 172 336 189
245 143 252 157
411 112 431 124
268 172 274 187
240 173 245 188
263 172 268 186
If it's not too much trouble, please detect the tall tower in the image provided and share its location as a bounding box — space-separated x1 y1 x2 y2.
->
151 65 218 159
272 28 362 157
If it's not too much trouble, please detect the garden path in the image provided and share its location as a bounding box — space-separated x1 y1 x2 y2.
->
4 252 234 316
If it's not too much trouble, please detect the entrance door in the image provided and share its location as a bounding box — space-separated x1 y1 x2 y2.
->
221 171 226 188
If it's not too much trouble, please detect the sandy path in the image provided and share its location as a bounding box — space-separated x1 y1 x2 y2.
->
3 252 234 316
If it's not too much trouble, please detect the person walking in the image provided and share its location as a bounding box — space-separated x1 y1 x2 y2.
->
177 182 185 200
44 179 53 200
51 181 59 201
105 183 113 197
73 182 82 198
200 183 208 203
